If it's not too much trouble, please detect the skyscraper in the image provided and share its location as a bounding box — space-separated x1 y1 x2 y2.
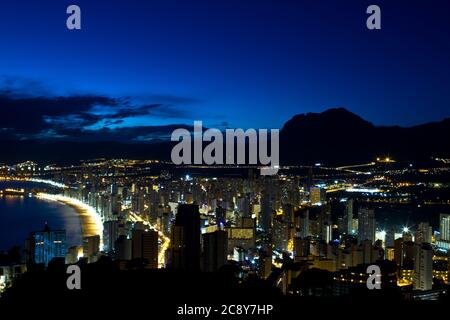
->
357 208 375 244
415 222 432 244
28 224 66 266
202 230 228 272
298 209 309 239
344 199 354 234
437 214 450 250
170 204 201 270
259 181 274 232
440 214 450 241
103 220 119 254
413 243 433 291
132 229 159 269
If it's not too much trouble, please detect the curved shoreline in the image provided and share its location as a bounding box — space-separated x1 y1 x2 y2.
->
35 193 103 248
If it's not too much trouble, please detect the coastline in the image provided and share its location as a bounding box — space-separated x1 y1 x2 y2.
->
35 193 103 248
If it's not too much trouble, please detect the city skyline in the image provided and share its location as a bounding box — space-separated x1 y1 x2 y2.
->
1 0 450 314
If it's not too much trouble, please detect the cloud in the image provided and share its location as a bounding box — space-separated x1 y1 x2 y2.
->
0 81 196 142
55 124 193 143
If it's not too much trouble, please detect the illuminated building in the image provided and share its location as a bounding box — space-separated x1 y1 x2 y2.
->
259 180 274 232
322 223 332 244
415 222 432 244
297 209 309 238
310 187 325 205
385 247 395 261
0 263 26 294
28 224 66 266
357 208 375 244
14 161 39 176
131 191 145 214
433 270 449 284
440 214 450 241
103 220 119 254
343 199 354 234
233 247 246 262
332 261 397 296
437 214 450 250
413 243 433 291
400 269 414 283
226 226 255 254
272 216 289 251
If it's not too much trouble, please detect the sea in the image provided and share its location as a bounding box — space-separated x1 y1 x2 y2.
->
0 181 82 251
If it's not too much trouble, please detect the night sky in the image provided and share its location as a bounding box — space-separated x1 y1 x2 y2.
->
0 0 450 142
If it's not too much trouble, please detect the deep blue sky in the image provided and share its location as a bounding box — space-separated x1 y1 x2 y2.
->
0 0 449 142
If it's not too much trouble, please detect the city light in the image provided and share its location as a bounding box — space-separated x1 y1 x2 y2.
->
35 193 104 248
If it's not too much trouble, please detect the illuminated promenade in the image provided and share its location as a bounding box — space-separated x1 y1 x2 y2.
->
35 193 169 267
35 193 104 248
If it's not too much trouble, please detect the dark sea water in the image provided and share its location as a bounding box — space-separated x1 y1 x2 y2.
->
0 182 82 251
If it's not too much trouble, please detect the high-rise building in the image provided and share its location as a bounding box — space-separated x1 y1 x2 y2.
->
310 187 326 205
436 214 450 250
322 223 332 244
132 229 159 268
170 204 201 270
413 243 433 291
440 214 450 241
28 224 66 266
131 192 145 214
272 216 289 251
361 239 374 264
103 220 119 254
385 228 395 247
202 230 228 272
394 238 403 266
357 208 375 244
344 199 354 234
415 222 432 244
226 224 255 254
259 182 273 232
297 209 309 238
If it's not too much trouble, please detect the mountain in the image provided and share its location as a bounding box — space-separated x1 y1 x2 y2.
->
280 108 450 165
1 108 450 165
